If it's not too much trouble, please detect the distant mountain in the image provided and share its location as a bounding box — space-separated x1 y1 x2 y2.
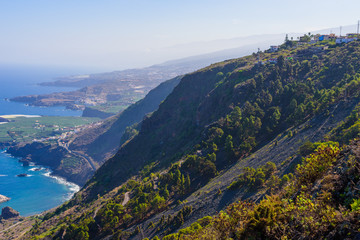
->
312 23 359 36
39 34 287 88
11 34 287 117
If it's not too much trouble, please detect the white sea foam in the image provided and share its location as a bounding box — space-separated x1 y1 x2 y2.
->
0 174 7 177
29 167 44 171
43 171 80 199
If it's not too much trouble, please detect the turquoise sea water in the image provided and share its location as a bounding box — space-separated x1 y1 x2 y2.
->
0 151 79 216
0 65 89 216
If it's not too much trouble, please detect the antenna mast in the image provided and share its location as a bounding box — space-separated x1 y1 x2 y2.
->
357 20 359 35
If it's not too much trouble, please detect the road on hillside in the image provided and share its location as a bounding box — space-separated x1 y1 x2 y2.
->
58 140 97 172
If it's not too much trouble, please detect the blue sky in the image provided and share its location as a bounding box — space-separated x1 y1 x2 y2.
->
1 0 360 71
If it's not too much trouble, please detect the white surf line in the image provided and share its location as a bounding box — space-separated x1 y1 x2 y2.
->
43 171 80 197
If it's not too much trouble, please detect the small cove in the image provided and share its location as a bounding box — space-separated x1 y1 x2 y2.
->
0 151 79 216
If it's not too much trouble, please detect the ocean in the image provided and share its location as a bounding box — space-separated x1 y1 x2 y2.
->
0 65 88 216
0 151 79 216
0 65 84 116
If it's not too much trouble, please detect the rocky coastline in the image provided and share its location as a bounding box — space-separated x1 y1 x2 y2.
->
6 142 89 186
0 195 10 204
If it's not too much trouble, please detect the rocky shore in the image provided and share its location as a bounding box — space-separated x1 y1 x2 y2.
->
6 142 90 186
0 195 10 204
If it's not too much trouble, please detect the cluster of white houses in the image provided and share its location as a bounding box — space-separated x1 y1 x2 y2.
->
269 33 359 53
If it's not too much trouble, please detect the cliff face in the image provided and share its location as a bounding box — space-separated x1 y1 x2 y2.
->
88 64 230 193
6 142 92 186
77 41 360 237
67 76 182 168
81 107 114 119
6 76 182 186
0 207 19 219
7 142 66 169
0 117 9 123
11 41 360 240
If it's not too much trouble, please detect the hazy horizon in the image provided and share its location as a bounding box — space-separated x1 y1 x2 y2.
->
2 0 360 72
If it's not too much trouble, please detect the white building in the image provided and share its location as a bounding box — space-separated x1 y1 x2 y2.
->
269 46 279 52
336 37 357 44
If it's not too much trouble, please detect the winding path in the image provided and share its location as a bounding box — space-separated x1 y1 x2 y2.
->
58 139 97 171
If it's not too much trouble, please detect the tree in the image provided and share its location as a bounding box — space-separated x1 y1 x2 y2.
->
263 162 277 178
285 34 289 42
299 141 316 157
185 175 191 189
225 135 234 152
269 107 281 129
163 185 170 199
289 99 298 112
152 195 165 209
277 55 285 68
230 106 242 122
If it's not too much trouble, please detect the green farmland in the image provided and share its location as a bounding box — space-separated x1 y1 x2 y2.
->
0 116 100 143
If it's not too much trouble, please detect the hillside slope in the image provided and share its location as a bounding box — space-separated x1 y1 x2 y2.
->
4 40 360 239
7 76 181 186
69 76 182 165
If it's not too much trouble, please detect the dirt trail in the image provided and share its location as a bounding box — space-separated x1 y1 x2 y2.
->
58 139 97 171
122 192 130 206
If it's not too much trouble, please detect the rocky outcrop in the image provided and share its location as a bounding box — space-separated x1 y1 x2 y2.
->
82 107 114 119
0 195 10 204
0 117 9 123
7 142 65 170
7 142 93 186
0 207 19 219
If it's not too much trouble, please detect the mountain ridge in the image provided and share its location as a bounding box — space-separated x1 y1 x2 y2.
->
3 38 360 239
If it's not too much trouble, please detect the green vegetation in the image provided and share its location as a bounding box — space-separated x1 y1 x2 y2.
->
19 39 360 240
227 161 286 192
87 91 144 114
163 141 360 239
330 103 360 144
0 116 99 143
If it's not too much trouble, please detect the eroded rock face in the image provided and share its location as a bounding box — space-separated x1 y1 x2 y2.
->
0 117 9 123
1 207 19 219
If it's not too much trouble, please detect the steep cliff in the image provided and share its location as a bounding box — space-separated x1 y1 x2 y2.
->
8 40 360 239
6 76 182 186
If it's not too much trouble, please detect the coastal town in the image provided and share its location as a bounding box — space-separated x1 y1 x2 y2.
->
0 115 100 145
262 32 359 64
